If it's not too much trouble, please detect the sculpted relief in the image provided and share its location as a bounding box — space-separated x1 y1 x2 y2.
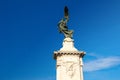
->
57 60 78 78
65 61 76 78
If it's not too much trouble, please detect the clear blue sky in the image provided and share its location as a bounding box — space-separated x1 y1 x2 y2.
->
0 0 120 80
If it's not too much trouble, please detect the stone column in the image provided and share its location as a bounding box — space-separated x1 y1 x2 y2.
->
54 38 85 80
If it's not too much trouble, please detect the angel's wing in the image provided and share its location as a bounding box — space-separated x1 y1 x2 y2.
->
64 6 69 19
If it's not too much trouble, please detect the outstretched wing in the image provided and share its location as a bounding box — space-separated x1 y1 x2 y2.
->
64 6 69 19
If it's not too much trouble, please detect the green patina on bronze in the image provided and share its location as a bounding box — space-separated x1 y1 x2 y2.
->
58 6 73 38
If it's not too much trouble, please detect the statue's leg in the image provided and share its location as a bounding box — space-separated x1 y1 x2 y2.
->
62 30 73 38
68 30 73 38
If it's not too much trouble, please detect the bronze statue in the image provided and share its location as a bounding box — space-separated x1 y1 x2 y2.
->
58 6 73 38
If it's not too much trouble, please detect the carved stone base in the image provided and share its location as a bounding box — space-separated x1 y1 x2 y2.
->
54 38 85 80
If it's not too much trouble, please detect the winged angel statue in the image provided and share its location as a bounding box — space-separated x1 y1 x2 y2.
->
58 6 73 38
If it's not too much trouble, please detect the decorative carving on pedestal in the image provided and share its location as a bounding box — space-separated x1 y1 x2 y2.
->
65 61 76 78
54 46 85 80
57 59 79 78
54 51 85 80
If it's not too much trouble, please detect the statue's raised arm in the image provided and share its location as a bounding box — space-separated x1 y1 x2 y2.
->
58 6 73 38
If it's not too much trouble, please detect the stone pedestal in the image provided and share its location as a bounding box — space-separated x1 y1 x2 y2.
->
54 38 85 80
